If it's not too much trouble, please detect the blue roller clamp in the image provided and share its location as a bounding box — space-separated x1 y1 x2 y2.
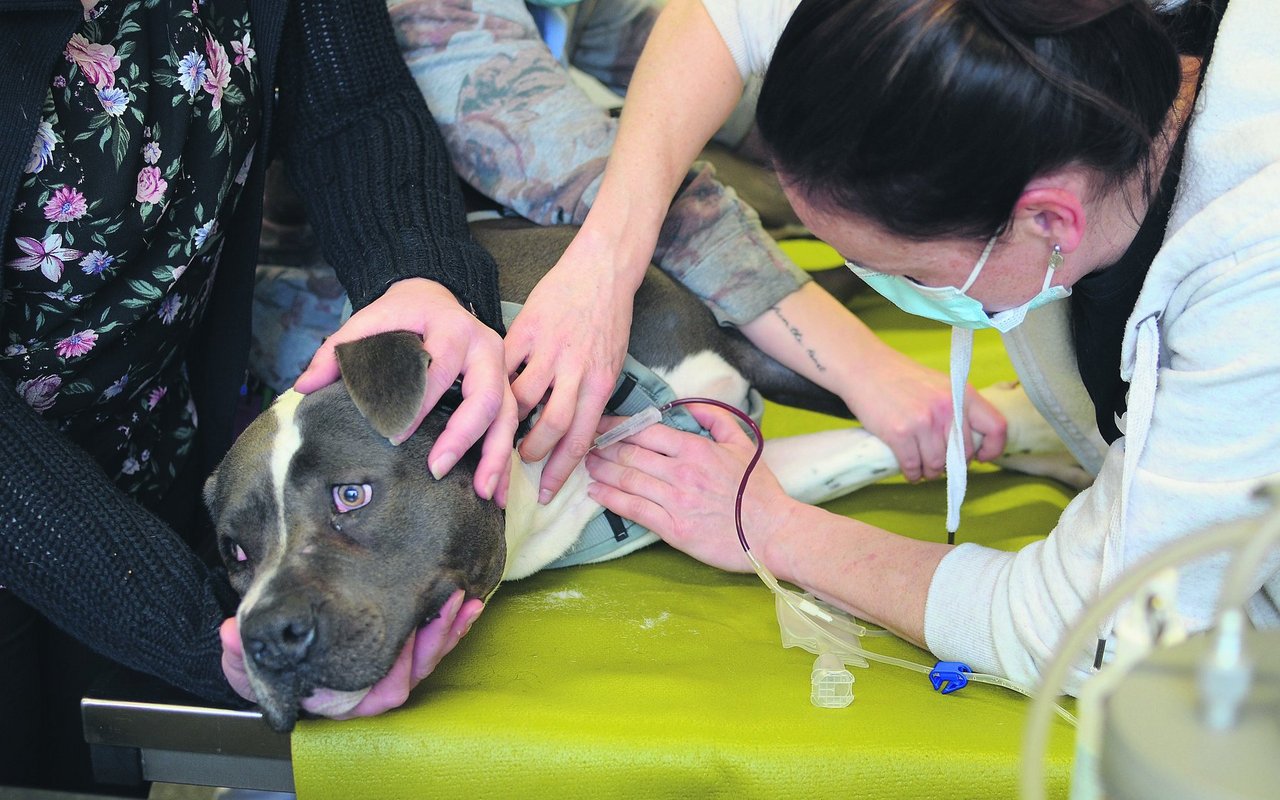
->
929 661 972 695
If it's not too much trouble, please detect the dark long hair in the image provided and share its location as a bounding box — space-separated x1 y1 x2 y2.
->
756 0 1183 240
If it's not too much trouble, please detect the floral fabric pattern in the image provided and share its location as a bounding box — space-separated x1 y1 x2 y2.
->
1 0 259 503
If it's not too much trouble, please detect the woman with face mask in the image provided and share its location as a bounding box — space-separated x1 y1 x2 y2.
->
585 0 1280 690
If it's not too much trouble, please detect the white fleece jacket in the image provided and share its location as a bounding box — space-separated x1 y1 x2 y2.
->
703 0 1280 690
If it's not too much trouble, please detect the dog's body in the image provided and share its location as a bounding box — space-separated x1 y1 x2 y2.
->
205 219 1088 731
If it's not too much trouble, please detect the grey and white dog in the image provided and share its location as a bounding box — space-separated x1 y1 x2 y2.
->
205 219 1085 732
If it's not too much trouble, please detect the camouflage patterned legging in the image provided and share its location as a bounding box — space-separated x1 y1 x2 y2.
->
388 0 809 326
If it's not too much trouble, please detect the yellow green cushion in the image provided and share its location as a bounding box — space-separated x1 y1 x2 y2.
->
780 238 847 272
292 279 1079 799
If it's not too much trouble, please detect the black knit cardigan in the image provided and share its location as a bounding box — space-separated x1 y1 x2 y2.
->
0 0 502 704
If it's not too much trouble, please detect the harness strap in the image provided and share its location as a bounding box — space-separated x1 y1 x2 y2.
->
544 348 710 569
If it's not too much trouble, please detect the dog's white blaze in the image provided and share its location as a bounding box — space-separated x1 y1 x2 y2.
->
238 390 305 619
270 390 306 543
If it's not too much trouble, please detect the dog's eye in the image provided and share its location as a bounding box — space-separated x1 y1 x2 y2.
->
332 483 373 513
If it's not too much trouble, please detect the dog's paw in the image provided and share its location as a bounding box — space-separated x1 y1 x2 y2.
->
978 381 1073 458
994 452 1094 491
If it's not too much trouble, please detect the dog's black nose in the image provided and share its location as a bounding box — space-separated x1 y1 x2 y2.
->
242 596 317 671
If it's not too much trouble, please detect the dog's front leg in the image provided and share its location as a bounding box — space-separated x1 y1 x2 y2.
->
764 427 901 506
765 382 1093 506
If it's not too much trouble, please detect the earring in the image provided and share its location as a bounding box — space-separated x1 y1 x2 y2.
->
1048 244 1064 271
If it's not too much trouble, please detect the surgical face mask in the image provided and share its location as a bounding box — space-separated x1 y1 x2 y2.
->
847 239 1072 536
845 237 1071 334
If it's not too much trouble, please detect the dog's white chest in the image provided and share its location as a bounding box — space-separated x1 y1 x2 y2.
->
501 350 752 579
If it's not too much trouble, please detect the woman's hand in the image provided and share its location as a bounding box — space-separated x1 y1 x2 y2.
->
586 404 949 647
843 349 1007 482
501 0 746 506
505 235 639 505
736 283 1007 484
585 404 797 573
220 590 484 718
295 278 518 505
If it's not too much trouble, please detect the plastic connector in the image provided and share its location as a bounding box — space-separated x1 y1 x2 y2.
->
1198 608 1254 731
929 661 972 694
811 652 855 708
591 405 663 450
775 589 870 668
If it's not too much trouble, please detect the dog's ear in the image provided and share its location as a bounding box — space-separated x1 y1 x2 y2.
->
335 331 431 443
202 466 222 519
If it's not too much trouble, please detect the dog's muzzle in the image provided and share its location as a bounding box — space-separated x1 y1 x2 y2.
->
242 593 318 672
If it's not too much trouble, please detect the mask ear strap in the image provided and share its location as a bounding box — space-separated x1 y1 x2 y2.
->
944 326 975 540
958 235 999 293
1043 244 1064 289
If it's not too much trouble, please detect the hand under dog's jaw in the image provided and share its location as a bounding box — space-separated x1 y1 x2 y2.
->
242 588 464 732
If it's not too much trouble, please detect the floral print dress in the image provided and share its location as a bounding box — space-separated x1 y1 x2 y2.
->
1 0 259 504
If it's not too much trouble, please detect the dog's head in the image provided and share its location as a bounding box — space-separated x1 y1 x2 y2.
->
204 331 506 732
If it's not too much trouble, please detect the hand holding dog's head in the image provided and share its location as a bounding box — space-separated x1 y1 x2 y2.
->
205 331 506 732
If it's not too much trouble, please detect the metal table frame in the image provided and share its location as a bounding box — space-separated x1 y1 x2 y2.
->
81 672 291 793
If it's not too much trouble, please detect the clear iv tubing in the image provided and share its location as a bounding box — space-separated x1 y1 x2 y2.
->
662 398 1076 723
